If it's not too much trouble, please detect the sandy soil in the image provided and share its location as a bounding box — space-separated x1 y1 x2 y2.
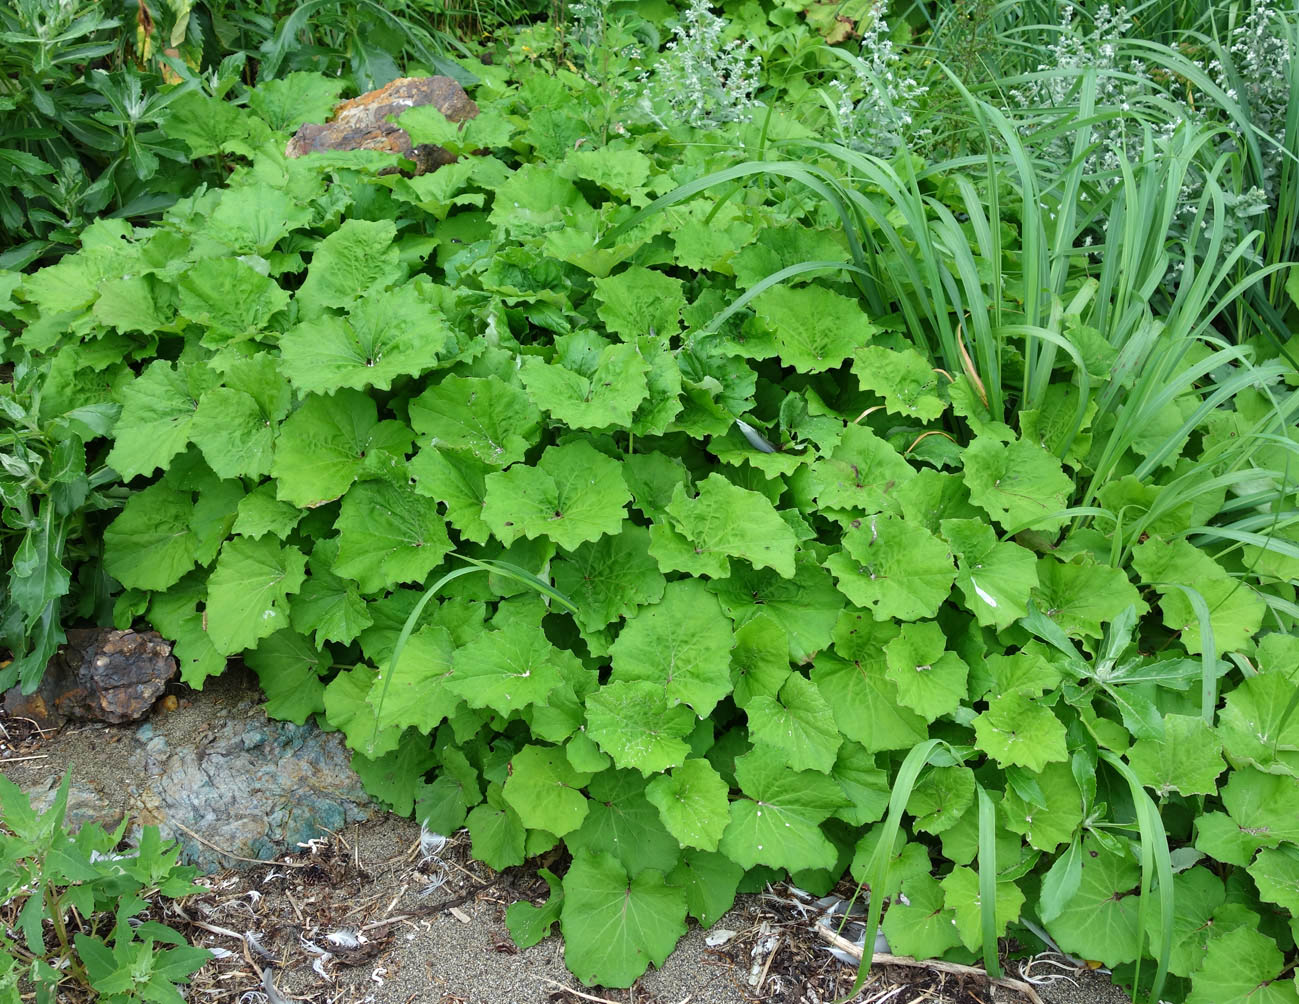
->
0 674 1132 1004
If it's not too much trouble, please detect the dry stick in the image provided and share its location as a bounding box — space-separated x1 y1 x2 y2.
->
754 933 782 993
167 819 313 869
814 924 1047 1004
537 977 630 1004
0 754 48 764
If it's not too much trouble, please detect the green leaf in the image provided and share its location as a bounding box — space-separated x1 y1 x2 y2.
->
399 102 517 153
1248 844 1299 915
1128 715 1226 796
852 345 945 420
148 577 226 688
907 766 975 835
1145 867 1226 978
290 539 373 647
1185 926 1299 1004
566 770 682 877
506 868 564 950
560 852 688 988
233 483 303 540
1001 762 1082 852
969 647 1062 700
814 630 928 753
825 514 955 621
280 282 451 394
646 758 731 852
334 481 453 592
502 745 592 837
327 663 403 757
718 748 845 872
1194 811 1274 867
1220 768 1299 849
204 536 307 655
296 219 404 315
418 748 481 836
409 447 493 544
190 388 275 480
730 614 791 709
624 453 693 521
205 181 315 253
592 266 685 340
520 331 650 428
1219 670 1299 775
1043 835 1143 968
830 741 891 826
350 729 437 816
750 284 878 372
972 693 1068 772
647 520 731 578
1132 537 1267 655
884 621 969 718
466 784 527 871
940 518 1038 630
666 849 743 927
710 558 843 662
243 630 328 724
103 481 198 591
247 71 347 132
963 437 1074 533
445 611 568 716
795 423 915 516
744 674 842 774
176 258 290 343
560 145 653 202
551 524 666 634
630 334 684 435
490 162 597 232
409 374 543 468
366 626 457 735
482 441 630 550
609 579 734 716
585 680 696 775
106 361 215 480
663 473 797 579
93 275 168 334
271 389 413 508
1031 558 1147 641
882 874 962 959
941 865 1025 952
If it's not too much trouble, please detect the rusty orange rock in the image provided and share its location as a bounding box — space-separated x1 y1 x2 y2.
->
285 76 478 174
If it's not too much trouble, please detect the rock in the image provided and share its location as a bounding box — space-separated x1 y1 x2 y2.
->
3 627 176 728
20 686 373 872
128 702 373 870
285 75 478 174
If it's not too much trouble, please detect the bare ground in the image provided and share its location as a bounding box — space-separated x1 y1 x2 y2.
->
0 676 1130 1004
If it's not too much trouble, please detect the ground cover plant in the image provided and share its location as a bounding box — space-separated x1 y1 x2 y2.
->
2 1 1299 1001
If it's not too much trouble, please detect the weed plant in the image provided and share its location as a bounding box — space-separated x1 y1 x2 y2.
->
0 774 210 1004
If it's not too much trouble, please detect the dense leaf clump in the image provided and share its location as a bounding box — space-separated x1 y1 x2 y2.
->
3 23 1299 998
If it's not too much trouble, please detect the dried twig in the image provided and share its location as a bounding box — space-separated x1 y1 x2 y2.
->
754 933 782 993
814 923 1047 1004
538 977 629 1004
166 819 311 869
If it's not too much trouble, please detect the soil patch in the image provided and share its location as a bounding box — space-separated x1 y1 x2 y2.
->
1 675 1131 1004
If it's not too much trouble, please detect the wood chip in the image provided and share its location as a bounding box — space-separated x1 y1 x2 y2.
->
447 906 471 924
